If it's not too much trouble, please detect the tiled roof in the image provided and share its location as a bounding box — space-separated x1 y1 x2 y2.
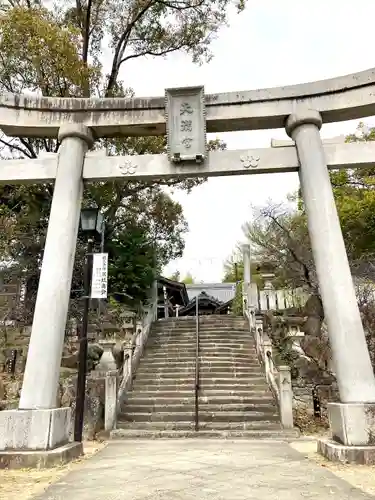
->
186 283 236 304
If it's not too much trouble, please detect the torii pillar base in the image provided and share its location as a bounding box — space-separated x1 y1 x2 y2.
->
0 408 83 469
318 402 375 464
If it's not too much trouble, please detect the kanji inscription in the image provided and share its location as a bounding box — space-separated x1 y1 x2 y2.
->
180 119 193 132
180 102 193 115
165 85 206 163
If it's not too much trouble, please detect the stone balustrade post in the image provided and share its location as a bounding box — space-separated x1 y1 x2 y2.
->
105 371 118 431
123 345 133 380
135 322 143 348
278 366 294 429
263 339 272 380
255 318 263 344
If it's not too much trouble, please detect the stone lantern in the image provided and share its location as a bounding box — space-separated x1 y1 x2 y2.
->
255 261 276 311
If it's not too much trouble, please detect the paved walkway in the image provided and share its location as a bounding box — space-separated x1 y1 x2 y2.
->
36 440 373 499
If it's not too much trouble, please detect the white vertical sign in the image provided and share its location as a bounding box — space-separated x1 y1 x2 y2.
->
91 253 108 299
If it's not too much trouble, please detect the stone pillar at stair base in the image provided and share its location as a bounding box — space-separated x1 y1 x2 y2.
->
0 125 92 468
286 109 375 464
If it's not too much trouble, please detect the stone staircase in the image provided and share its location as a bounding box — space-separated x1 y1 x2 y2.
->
112 315 298 438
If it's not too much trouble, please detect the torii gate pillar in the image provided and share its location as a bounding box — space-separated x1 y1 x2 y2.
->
286 109 375 458
0 125 93 464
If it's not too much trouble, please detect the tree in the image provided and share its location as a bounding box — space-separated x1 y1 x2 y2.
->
226 122 375 292
0 0 237 317
168 271 181 282
222 204 313 291
222 251 243 283
331 122 375 263
181 272 195 284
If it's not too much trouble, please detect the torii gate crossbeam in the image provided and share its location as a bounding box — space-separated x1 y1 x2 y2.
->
0 141 374 184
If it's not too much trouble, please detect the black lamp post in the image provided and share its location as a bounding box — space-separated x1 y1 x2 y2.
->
74 207 104 443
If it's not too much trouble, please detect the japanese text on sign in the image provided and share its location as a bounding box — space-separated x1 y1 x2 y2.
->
165 86 206 163
91 253 108 299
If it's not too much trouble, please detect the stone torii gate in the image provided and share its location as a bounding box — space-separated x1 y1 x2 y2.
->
1 68 375 464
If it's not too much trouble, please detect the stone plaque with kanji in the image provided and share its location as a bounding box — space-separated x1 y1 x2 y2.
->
165 86 206 163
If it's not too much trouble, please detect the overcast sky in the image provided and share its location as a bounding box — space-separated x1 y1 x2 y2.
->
119 0 375 283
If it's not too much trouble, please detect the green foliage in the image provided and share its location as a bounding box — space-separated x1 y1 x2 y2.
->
0 0 237 313
181 272 195 284
168 271 181 282
0 6 98 98
222 204 316 293
224 122 375 293
330 122 375 260
223 250 267 288
223 258 243 283
167 271 195 284
108 225 156 304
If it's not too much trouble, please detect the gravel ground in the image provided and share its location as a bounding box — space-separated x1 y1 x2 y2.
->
290 439 375 496
0 441 106 500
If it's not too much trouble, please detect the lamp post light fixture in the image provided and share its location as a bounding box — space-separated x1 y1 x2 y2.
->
80 207 104 238
74 206 104 443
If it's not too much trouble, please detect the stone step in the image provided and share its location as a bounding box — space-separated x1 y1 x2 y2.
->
145 349 257 357
134 376 265 384
150 330 254 341
135 372 264 380
123 402 277 413
154 332 249 336
152 323 250 334
144 357 258 364
121 410 279 423
150 339 250 344
111 428 299 439
127 389 273 398
142 356 259 363
136 367 263 376
147 342 255 353
154 321 247 324
141 360 260 366
115 421 281 430
149 338 253 344
154 320 246 325
141 362 262 370
131 382 269 392
148 343 254 350
133 376 266 385
143 358 261 365
124 395 275 406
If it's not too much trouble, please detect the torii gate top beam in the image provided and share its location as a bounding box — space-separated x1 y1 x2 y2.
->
1 67 375 138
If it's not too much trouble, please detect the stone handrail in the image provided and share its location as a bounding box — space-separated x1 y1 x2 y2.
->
2 67 375 137
104 281 158 431
245 311 294 429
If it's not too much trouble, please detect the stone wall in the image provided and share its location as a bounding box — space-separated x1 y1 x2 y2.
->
0 326 31 375
0 308 133 439
261 299 338 433
291 378 339 433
